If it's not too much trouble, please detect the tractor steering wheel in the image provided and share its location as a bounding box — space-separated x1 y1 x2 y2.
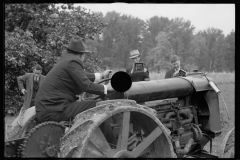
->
78 77 113 101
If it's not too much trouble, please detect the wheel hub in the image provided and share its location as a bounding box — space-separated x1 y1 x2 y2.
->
45 146 57 157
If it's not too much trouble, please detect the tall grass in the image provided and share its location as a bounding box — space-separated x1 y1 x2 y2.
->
149 71 235 84
111 67 235 84
207 71 235 84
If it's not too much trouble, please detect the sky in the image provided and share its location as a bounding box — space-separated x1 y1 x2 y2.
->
74 3 235 36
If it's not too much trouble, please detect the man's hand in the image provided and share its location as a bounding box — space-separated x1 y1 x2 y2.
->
103 70 113 79
109 71 114 78
106 82 114 91
144 68 148 72
21 89 27 95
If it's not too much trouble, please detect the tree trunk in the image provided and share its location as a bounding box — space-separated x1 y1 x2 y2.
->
209 60 212 72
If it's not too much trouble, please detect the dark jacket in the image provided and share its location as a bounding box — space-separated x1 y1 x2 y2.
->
164 68 176 79
126 64 150 82
165 68 187 79
17 73 45 111
35 54 105 113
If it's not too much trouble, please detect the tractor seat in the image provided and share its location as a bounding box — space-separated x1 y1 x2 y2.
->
9 106 73 129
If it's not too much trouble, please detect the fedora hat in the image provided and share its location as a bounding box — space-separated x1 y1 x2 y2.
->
129 50 141 59
64 36 91 54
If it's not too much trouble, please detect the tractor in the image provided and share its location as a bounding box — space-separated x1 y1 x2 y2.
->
5 71 234 158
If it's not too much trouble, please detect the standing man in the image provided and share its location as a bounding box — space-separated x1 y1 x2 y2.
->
165 55 186 78
126 50 150 82
16 64 45 125
17 64 45 110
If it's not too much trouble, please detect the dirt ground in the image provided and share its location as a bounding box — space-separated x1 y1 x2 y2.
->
5 82 235 157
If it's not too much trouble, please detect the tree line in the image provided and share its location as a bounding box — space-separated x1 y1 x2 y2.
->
4 4 235 115
94 12 235 72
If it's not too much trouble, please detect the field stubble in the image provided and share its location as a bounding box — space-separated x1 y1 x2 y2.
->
5 72 235 157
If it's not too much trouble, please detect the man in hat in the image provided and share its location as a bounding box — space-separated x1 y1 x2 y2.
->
35 37 116 143
35 37 113 123
165 55 186 78
126 49 150 82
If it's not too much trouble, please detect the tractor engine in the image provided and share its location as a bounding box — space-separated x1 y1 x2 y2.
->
146 99 201 155
107 74 222 157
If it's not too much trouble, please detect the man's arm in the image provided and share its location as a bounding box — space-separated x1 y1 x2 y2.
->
164 70 171 79
67 61 106 95
84 72 103 82
85 71 112 83
17 73 28 91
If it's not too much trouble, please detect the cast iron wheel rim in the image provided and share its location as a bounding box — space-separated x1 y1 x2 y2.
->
61 105 176 158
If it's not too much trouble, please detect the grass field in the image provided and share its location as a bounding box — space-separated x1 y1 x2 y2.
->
149 71 235 84
5 72 235 157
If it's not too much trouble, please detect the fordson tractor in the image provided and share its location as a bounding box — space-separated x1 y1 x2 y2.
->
5 71 234 158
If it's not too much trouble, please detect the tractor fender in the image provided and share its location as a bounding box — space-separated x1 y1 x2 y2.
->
181 75 213 92
5 106 36 141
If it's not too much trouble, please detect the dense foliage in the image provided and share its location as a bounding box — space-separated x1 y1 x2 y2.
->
5 3 106 115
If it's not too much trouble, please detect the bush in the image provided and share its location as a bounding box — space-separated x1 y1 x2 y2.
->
5 4 106 116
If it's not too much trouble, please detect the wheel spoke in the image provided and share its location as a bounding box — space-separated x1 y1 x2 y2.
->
84 141 106 158
117 111 131 150
131 127 162 158
90 126 116 157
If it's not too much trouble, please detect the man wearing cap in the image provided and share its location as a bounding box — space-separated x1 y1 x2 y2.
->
35 37 114 123
126 50 150 82
165 55 185 78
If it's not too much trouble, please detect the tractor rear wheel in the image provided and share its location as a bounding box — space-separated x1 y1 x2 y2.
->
59 100 176 158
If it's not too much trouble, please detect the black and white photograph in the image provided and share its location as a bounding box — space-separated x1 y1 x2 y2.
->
5 3 235 158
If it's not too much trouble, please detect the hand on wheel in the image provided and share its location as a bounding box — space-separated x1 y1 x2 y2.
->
109 71 113 78
106 82 114 92
21 89 27 95
103 70 113 79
